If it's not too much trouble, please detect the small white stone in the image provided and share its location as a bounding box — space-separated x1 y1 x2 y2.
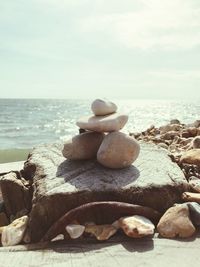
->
91 99 117 116
192 136 200 149
84 224 118 240
1 216 28 247
62 131 104 160
66 224 85 239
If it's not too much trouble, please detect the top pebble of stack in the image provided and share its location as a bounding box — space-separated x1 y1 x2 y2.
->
91 99 117 116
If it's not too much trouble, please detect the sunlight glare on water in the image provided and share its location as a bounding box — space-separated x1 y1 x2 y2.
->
0 99 199 149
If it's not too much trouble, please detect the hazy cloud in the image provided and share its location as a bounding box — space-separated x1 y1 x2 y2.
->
80 0 200 49
0 0 200 99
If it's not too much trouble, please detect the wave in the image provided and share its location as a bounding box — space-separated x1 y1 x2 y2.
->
0 149 30 163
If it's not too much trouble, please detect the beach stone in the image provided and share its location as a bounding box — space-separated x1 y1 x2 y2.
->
62 132 104 160
188 127 197 137
181 128 197 138
192 136 200 149
159 124 182 134
76 113 128 132
1 215 28 247
157 204 196 238
193 120 200 128
188 176 200 192
66 224 85 239
186 202 200 226
179 137 193 146
170 119 180 125
161 131 180 140
97 132 140 169
0 172 32 218
119 215 155 238
85 224 118 240
91 99 117 116
180 149 200 165
23 142 188 242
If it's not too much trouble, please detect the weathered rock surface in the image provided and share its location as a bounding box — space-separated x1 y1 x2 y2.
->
62 132 104 160
91 99 117 116
157 204 196 238
0 172 32 219
66 224 85 239
76 113 128 132
23 142 188 242
180 149 200 165
97 132 140 168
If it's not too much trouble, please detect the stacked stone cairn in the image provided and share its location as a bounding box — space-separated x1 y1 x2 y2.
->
2 103 200 246
62 99 140 169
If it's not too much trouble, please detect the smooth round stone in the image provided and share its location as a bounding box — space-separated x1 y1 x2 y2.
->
91 99 117 116
76 113 128 133
119 215 155 238
157 204 195 238
97 132 140 169
62 132 104 160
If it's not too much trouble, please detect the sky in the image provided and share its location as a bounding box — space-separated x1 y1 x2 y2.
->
0 0 200 99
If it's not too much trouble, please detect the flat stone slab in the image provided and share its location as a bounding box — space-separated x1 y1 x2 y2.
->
24 142 189 242
76 113 128 132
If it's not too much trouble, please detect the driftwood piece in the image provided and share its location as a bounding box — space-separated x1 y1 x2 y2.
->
42 201 160 241
24 142 188 242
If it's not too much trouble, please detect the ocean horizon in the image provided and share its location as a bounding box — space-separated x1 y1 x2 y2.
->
0 98 199 163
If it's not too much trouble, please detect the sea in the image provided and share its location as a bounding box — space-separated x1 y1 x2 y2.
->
0 98 199 163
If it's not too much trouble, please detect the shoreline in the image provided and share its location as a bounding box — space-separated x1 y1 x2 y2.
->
0 161 24 175
0 149 29 164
